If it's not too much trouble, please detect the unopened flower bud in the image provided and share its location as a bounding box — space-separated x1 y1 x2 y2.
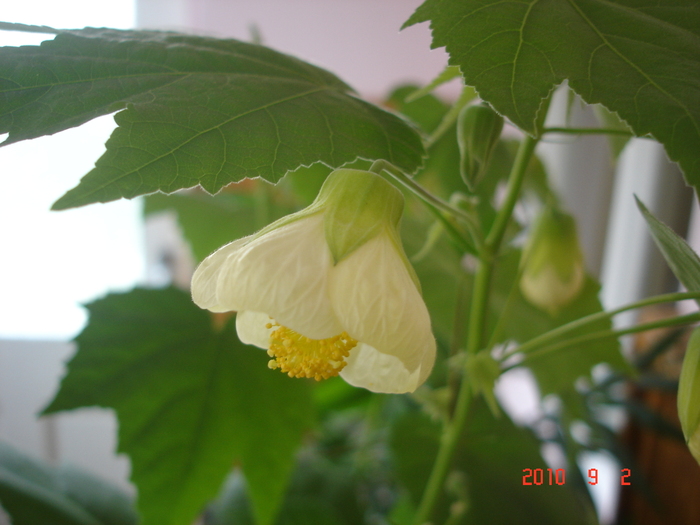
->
519 207 585 316
678 327 700 464
457 103 504 190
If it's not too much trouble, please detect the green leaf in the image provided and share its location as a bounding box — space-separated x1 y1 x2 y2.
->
404 0 700 190
636 196 700 304
489 249 629 396
405 65 461 102
44 287 314 525
390 404 597 525
0 26 424 209
0 442 137 525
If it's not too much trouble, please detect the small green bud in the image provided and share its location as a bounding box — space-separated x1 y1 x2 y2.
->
678 327 700 465
457 103 504 190
520 207 585 316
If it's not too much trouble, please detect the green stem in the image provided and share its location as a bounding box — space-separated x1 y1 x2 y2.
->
411 133 540 525
370 160 483 251
510 311 700 370
506 291 700 359
421 199 475 254
465 134 539 355
542 127 634 137
485 134 539 249
412 382 473 525
485 260 526 352
448 276 472 413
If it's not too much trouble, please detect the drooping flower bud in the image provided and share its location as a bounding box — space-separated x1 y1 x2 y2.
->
678 327 700 464
457 103 504 190
519 206 585 316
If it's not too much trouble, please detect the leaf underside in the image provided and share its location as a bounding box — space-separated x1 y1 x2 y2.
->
405 0 700 190
0 26 425 209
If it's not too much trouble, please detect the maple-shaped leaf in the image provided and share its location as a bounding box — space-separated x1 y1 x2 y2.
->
405 0 700 190
0 25 424 209
44 287 314 525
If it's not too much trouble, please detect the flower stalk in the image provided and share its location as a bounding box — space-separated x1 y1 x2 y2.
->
509 311 700 371
411 132 540 525
505 290 700 360
369 160 483 252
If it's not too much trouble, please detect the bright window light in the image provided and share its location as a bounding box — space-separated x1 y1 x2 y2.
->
0 1 140 339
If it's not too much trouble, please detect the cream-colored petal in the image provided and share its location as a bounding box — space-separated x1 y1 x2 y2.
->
191 236 252 312
213 213 343 339
329 229 435 376
235 310 273 349
340 342 434 393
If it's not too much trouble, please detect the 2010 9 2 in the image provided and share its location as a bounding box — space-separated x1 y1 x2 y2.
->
522 468 631 485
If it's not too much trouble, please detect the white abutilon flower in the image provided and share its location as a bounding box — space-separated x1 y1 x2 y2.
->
191 169 436 394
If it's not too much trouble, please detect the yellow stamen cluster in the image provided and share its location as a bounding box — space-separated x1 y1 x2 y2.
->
266 321 358 381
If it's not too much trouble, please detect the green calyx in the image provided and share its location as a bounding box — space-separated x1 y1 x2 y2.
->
250 167 420 290
316 168 405 264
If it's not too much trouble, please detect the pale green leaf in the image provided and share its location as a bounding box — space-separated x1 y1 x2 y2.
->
405 65 461 102
0 27 424 209
637 196 700 303
404 0 700 190
44 287 314 525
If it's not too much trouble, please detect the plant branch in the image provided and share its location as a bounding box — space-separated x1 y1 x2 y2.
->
411 132 541 525
508 311 700 371
504 291 700 359
543 127 635 137
370 160 483 252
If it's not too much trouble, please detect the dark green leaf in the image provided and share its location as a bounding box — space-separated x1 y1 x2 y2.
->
0 27 424 209
636 196 700 303
44 287 314 525
390 404 597 524
404 0 700 190
0 442 137 525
